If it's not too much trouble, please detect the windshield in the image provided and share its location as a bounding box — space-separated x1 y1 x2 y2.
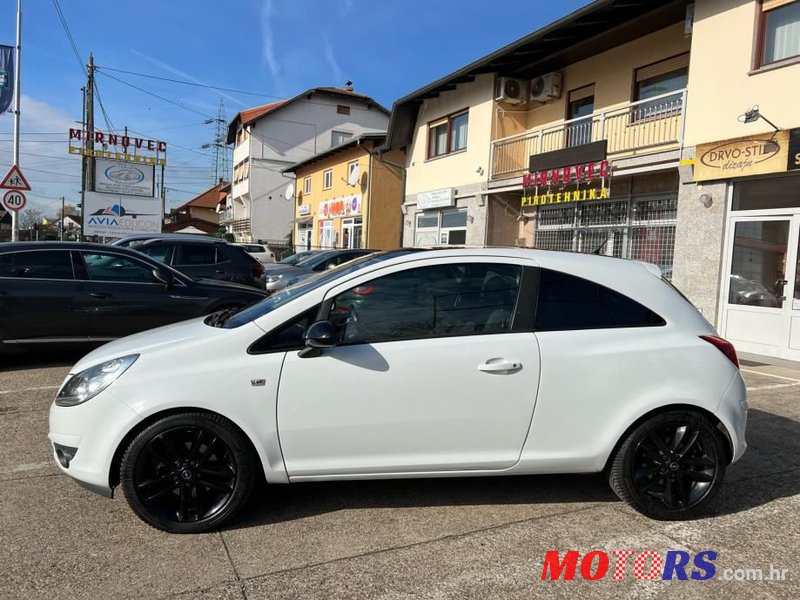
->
279 252 313 265
222 250 421 328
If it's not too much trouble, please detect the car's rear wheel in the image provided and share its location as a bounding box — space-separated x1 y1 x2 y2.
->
608 410 727 520
120 412 256 533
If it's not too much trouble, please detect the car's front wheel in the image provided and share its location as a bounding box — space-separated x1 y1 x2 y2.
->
608 410 728 520
120 412 256 533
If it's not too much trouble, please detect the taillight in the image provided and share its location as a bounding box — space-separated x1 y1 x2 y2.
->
700 335 739 368
252 263 265 276
353 286 375 295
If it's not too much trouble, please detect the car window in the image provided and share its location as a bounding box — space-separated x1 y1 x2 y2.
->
137 243 174 264
534 268 665 331
0 250 74 280
176 244 217 266
248 307 319 353
328 262 522 344
82 252 156 283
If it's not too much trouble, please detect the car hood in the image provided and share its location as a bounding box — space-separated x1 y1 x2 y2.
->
193 278 267 295
265 264 306 276
68 317 259 374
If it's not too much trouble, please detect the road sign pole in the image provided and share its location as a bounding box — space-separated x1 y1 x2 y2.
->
11 0 22 242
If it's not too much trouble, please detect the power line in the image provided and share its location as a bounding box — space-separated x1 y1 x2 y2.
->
94 79 117 133
95 65 282 99
97 70 215 119
51 0 85 76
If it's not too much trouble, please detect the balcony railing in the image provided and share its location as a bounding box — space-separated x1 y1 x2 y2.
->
218 208 235 223
490 89 687 181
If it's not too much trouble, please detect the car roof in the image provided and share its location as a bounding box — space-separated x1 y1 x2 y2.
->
0 241 140 252
135 237 225 247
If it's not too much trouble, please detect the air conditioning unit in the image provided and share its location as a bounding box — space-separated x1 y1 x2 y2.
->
530 72 563 102
495 77 529 105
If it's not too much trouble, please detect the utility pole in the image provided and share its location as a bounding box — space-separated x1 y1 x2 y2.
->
59 196 64 241
203 98 229 184
80 54 95 241
11 0 21 242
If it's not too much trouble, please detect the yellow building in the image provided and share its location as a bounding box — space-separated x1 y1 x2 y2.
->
283 133 405 251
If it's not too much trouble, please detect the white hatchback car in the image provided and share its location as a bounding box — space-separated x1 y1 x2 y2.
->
49 249 747 533
233 243 276 264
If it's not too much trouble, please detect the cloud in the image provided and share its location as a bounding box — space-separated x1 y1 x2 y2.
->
323 36 344 86
261 0 281 79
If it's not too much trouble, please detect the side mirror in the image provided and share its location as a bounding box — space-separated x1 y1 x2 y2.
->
152 268 174 288
304 320 338 348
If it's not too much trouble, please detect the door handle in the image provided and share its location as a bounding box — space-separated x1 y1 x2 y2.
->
478 361 522 373
89 291 111 299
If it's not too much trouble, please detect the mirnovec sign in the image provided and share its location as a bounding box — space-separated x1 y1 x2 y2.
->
68 129 167 166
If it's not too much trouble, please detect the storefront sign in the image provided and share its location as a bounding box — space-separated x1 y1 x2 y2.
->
320 194 361 219
298 204 310 216
789 128 800 171
95 159 155 197
83 191 162 238
695 131 789 181
417 187 453 210
68 128 167 166
521 158 610 206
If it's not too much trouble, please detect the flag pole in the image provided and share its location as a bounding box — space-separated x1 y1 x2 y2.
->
11 0 21 242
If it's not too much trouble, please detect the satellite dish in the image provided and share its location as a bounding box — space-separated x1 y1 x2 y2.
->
347 164 361 187
285 183 295 199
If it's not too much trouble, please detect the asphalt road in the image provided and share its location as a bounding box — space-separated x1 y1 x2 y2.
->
0 351 798 599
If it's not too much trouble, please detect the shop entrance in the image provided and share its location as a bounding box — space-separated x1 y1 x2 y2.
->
722 215 800 361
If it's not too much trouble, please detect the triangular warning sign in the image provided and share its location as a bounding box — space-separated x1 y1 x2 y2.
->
0 165 31 191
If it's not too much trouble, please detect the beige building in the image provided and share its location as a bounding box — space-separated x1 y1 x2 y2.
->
385 0 800 364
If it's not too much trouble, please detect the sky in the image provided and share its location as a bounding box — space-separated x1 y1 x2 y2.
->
0 0 589 216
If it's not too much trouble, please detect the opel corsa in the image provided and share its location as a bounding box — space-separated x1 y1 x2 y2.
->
49 249 747 533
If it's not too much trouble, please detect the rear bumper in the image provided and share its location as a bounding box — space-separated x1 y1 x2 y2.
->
715 371 748 463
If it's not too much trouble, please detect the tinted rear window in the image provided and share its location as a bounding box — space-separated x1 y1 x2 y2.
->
534 268 665 331
0 250 74 279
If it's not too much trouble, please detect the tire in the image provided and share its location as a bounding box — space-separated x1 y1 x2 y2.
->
608 410 727 520
120 412 256 533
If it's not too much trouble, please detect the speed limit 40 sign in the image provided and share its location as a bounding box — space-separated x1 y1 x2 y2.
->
2 190 26 212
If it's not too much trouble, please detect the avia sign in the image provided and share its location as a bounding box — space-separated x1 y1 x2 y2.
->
83 191 162 238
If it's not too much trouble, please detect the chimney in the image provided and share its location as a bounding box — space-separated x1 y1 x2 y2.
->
344 80 353 92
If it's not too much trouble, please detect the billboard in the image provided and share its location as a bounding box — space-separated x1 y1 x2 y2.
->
84 191 162 238
95 159 155 197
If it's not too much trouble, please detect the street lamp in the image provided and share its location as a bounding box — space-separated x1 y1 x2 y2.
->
738 105 780 132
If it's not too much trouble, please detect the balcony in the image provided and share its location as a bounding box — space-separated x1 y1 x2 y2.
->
218 208 235 224
490 89 686 181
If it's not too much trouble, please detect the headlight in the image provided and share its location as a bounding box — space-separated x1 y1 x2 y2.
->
266 274 284 284
56 355 139 407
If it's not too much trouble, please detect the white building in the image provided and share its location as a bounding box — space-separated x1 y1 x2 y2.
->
223 86 390 244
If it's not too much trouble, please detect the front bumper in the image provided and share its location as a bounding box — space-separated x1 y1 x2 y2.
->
48 389 143 498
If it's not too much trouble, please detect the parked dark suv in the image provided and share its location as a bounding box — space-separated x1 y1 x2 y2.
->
0 242 266 347
132 238 266 289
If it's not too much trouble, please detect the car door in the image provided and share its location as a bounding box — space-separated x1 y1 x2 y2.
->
0 249 87 342
276 259 542 478
173 243 232 282
77 250 208 339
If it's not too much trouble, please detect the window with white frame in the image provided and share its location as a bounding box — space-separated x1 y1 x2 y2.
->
427 110 469 159
323 169 333 190
347 161 359 184
331 130 353 147
303 177 311 195
758 0 800 66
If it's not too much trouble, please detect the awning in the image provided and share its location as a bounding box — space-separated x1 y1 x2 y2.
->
290 216 313 225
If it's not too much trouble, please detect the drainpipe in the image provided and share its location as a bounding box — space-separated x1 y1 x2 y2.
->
359 136 407 248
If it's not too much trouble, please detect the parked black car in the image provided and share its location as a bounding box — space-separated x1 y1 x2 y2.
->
0 242 267 347
110 233 212 248
131 238 266 289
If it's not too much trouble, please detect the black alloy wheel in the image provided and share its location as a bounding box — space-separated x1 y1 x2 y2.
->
121 412 256 533
609 410 727 520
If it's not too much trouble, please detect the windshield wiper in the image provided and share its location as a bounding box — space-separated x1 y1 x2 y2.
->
205 307 238 328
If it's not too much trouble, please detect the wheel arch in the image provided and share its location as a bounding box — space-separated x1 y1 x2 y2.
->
109 406 267 490
601 403 734 475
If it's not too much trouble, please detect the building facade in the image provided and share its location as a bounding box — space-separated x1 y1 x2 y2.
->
386 0 800 364
223 87 389 245
674 0 800 362
164 180 227 234
283 133 404 251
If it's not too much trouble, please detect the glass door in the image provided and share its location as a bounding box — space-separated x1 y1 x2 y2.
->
722 216 800 359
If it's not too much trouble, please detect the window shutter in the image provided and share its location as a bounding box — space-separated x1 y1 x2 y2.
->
762 0 796 11
635 53 690 82
568 84 595 103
